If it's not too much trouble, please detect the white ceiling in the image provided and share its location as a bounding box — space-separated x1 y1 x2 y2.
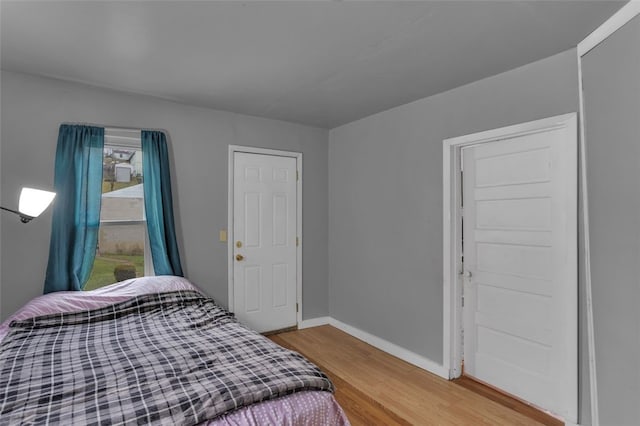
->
0 1 625 129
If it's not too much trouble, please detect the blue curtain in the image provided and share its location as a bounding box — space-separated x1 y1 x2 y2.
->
142 130 183 276
44 125 104 293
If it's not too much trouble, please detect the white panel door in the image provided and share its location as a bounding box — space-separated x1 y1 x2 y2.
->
233 152 297 333
462 126 576 417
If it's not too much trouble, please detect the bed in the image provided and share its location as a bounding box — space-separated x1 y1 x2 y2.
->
0 276 349 425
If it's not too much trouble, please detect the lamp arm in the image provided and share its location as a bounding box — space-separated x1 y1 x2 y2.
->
0 206 35 223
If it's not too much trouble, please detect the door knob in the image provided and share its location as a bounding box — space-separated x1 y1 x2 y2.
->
460 270 472 278
236 254 245 261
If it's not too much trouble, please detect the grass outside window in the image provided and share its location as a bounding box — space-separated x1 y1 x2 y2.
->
84 254 144 291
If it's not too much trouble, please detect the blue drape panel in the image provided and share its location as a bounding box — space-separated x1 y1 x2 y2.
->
44 125 104 293
141 130 183 276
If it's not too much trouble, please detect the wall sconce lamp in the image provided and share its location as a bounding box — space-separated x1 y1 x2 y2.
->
0 187 56 223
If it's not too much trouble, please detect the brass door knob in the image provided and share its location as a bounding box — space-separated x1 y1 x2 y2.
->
236 254 245 261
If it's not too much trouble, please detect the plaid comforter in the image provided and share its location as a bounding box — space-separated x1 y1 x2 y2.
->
0 291 333 425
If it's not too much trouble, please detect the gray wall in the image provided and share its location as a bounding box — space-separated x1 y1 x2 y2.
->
328 48 592 421
0 70 329 322
582 15 640 426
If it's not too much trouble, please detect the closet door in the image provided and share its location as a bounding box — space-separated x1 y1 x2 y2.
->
461 120 577 420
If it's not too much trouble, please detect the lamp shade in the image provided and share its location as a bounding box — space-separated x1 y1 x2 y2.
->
18 187 56 218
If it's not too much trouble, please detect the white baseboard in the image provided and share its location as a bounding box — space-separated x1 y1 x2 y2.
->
299 316 331 329
299 316 449 379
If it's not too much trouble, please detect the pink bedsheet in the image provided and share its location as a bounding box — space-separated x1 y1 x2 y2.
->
0 276 350 426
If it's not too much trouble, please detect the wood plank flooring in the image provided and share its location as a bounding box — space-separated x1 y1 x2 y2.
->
270 325 557 425
453 376 563 426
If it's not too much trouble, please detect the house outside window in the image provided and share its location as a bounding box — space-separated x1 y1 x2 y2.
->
85 130 152 290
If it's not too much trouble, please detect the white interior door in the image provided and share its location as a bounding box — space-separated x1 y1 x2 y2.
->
233 152 298 333
462 125 576 418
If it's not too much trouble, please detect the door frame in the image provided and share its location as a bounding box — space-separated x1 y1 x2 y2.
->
442 113 578 421
227 145 303 328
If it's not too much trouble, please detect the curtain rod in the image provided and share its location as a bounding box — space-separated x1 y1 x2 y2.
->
104 126 140 133
61 122 166 133
105 125 167 134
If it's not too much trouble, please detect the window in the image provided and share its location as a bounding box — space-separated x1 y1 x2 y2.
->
85 130 151 290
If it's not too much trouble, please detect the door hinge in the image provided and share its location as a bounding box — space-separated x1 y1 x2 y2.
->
296 236 299 246
461 271 465 307
296 303 299 313
296 170 299 181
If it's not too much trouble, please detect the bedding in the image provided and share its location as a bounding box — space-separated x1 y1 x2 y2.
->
0 277 349 425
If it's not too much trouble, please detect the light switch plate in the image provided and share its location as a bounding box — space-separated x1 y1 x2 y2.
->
219 229 227 242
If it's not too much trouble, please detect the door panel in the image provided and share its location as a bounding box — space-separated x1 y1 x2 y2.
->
476 243 552 280
475 148 551 187
244 266 261 313
233 152 297 333
462 125 576 418
244 193 261 246
476 198 551 230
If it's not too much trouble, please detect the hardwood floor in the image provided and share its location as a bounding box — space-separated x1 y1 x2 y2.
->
453 376 563 426
270 325 558 425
